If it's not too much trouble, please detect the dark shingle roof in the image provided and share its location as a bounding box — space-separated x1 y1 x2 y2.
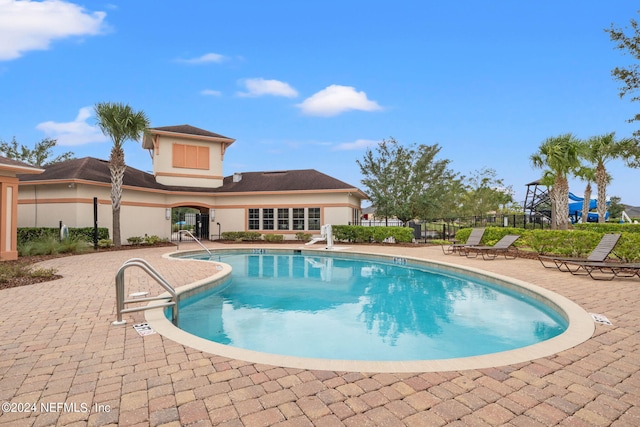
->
0 155 43 173
17 157 366 198
17 157 168 190
149 125 233 140
216 170 358 193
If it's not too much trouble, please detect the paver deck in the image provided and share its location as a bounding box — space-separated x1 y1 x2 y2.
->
1 242 639 426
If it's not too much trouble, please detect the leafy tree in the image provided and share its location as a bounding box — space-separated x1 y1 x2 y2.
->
459 168 514 217
94 102 150 247
530 134 583 230
582 132 640 223
608 196 624 220
606 16 640 138
357 138 458 224
0 137 74 167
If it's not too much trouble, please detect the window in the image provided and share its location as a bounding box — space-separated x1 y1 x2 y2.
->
278 208 289 230
248 208 260 230
293 208 305 230
172 143 210 170
308 208 320 230
263 208 274 230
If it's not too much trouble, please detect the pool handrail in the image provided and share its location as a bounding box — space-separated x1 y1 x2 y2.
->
177 229 212 255
113 258 178 326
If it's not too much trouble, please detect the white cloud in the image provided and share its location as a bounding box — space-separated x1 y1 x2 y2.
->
297 85 382 117
237 78 298 98
177 52 226 64
0 0 106 61
201 89 222 96
332 139 379 151
36 106 108 146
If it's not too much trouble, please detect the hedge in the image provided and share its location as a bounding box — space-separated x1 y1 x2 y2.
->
454 226 640 261
18 227 109 243
220 231 262 241
574 223 640 233
332 225 414 243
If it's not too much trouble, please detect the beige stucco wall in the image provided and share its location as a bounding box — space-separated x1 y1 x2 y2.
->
18 182 363 242
152 134 225 188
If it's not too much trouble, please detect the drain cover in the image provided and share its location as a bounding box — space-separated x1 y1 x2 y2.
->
590 313 612 325
133 323 156 336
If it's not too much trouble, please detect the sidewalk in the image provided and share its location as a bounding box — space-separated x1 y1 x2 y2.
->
1 243 638 426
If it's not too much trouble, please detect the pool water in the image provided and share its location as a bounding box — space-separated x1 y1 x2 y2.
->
172 252 568 361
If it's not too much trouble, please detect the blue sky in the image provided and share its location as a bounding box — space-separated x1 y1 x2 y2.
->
1 1 640 207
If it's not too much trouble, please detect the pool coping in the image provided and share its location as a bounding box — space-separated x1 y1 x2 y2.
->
145 248 595 373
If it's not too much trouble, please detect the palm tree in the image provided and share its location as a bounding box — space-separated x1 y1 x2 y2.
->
94 102 150 247
530 134 582 230
582 133 639 223
573 166 597 223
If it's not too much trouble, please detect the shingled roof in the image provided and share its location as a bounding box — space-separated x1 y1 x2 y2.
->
0 155 44 174
149 125 233 140
17 157 366 197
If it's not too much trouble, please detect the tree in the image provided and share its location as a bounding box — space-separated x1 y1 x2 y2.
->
0 137 74 167
94 102 150 247
530 134 583 230
357 138 458 224
606 16 640 138
608 196 624 220
582 132 639 223
459 168 514 217
573 165 597 223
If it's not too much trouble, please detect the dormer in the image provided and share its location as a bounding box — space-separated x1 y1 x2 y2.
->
143 125 235 188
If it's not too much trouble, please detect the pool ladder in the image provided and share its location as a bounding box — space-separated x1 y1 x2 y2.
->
112 258 178 326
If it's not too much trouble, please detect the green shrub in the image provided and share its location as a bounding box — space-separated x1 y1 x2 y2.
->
264 234 284 242
527 230 602 257
220 231 262 241
98 239 113 248
574 223 640 233
295 232 312 242
332 225 413 243
18 227 109 244
0 262 57 283
17 236 91 256
144 235 166 245
127 236 144 245
455 227 528 247
613 232 640 262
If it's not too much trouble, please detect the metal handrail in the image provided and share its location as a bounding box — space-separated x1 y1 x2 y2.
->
113 258 178 326
178 229 212 255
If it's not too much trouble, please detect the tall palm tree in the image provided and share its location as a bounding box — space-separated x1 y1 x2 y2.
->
582 133 639 223
530 134 582 230
573 166 597 223
94 102 150 247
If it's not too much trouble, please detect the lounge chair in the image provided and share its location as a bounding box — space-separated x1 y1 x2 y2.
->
442 228 485 255
538 233 621 272
565 260 640 281
464 235 521 260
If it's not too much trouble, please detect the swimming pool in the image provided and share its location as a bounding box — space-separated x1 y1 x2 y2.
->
145 249 593 371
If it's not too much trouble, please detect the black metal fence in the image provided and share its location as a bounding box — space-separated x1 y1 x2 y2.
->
352 213 550 241
171 212 210 242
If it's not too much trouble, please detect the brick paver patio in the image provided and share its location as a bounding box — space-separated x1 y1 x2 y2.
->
1 243 639 426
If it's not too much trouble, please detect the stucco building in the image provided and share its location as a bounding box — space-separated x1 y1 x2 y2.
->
0 156 43 260
17 125 366 242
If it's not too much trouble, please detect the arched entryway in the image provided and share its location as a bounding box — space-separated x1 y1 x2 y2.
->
170 206 214 242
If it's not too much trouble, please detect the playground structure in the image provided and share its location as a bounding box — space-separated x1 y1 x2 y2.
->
524 180 609 223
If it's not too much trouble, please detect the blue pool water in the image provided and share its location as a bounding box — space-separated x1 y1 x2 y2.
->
171 251 568 361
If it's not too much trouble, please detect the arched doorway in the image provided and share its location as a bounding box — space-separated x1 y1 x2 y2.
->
171 206 212 242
